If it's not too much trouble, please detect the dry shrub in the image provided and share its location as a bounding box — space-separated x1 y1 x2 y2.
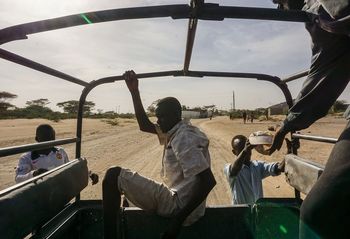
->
102 119 119 126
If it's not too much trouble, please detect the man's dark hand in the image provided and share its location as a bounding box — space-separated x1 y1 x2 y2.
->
277 159 286 173
268 128 288 155
124 70 138 93
244 139 255 152
33 168 48 177
160 219 182 239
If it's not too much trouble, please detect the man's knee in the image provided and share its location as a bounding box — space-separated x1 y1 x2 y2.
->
300 192 332 238
300 200 316 225
103 166 122 186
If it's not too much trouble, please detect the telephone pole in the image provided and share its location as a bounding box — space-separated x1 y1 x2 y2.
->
232 91 235 111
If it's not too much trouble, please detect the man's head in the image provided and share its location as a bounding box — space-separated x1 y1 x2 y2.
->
155 97 182 133
272 0 304 10
35 124 55 142
231 135 247 156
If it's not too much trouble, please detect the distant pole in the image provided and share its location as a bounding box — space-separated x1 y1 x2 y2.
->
232 91 235 111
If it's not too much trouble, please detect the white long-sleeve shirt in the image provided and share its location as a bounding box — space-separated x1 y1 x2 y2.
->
15 147 69 183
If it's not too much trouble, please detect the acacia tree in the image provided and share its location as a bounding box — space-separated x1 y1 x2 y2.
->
26 98 50 107
0 91 17 112
333 100 348 113
23 98 53 118
57 100 95 115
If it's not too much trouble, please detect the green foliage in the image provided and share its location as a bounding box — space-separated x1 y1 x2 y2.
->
0 94 135 120
0 91 17 112
103 118 119 126
228 109 268 120
26 98 50 107
0 91 17 100
332 100 348 113
57 100 95 115
118 113 135 119
0 102 15 112
47 112 63 122
11 105 53 119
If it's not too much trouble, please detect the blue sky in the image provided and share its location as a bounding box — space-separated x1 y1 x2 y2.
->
1 0 349 113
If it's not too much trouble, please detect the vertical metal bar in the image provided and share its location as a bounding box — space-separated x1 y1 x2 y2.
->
183 0 203 72
76 86 92 159
295 189 301 200
75 85 95 202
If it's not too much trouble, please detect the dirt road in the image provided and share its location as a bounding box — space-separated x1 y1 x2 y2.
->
0 116 347 205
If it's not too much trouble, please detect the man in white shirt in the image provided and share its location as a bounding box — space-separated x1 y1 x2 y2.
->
102 70 216 239
15 124 69 183
224 135 285 205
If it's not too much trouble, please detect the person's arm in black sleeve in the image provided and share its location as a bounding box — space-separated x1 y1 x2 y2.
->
268 2 350 155
316 9 350 36
269 69 350 154
124 70 156 134
161 168 216 239
269 124 289 155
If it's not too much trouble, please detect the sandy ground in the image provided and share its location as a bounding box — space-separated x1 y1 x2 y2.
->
0 116 347 205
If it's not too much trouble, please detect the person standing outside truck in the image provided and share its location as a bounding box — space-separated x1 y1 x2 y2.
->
224 134 285 205
270 0 350 238
242 111 247 124
102 70 216 239
15 124 69 183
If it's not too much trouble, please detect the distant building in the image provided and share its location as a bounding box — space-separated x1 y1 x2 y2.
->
268 100 349 117
182 110 212 119
267 102 290 116
182 110 200 119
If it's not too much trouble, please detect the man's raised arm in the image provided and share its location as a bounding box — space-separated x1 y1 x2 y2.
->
124 70 156 134
229 141 253 177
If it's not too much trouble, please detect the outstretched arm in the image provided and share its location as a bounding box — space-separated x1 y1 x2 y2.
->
124 70 156 134
275 159 285 174
268 126 289 155
229 140 254 177
161 168 216 239
317 14 350 36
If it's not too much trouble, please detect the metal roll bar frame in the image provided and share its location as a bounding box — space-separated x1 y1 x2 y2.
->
0 0 335 200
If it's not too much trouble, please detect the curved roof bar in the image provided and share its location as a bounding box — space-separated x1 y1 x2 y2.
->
0 4 310 45
186 70 293 108
282 69 309 83
0 48 88 87
0 5 190 45
183 0 202 73
74 70 292 157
